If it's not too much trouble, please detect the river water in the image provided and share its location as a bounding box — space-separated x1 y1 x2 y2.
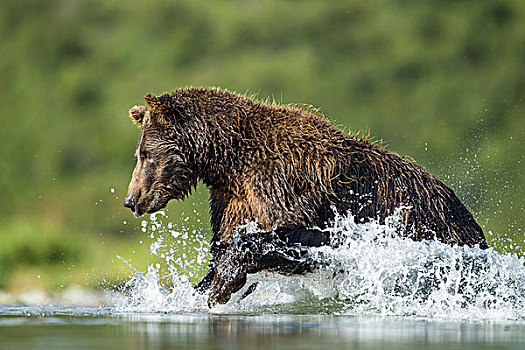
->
1 211 524 349
0 306 524 349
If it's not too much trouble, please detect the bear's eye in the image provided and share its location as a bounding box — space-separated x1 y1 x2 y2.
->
140 150 151 159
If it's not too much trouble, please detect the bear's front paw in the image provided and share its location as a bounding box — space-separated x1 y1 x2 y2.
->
207 253 248 308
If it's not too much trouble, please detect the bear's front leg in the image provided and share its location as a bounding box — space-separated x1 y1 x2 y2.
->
205 229 324 307
206 243 249 307
206 233 268 307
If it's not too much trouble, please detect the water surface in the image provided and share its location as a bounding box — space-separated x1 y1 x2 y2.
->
3 212 525 349
1 306 524 350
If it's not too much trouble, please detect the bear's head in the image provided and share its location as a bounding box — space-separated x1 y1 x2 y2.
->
123 93 198 217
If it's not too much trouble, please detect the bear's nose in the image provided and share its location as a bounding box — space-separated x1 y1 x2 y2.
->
123 195 136 210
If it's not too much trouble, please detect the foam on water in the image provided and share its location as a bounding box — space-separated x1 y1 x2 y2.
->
113 210 525 321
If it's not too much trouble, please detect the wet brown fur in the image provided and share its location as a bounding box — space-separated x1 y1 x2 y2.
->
124 87 488 305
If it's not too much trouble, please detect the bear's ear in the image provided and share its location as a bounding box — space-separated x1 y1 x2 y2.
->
129 105 147 126
144 93 163 112
144 93 176 125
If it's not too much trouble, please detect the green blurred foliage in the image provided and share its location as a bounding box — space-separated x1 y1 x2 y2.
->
0 0 523 290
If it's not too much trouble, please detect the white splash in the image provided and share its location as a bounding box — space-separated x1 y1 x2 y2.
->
310 210 525 320
114 210 525 321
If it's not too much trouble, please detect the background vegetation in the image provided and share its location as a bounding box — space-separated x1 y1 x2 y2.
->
0 0 523 293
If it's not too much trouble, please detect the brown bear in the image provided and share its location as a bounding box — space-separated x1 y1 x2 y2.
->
123 87 488 307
